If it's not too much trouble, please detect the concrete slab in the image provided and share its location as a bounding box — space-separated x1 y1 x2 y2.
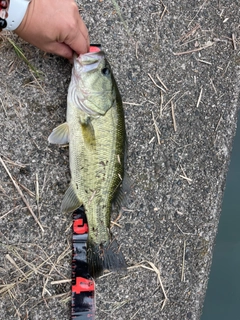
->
0 0 239 319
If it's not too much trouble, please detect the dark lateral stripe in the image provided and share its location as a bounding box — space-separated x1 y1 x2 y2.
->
72 206 95 319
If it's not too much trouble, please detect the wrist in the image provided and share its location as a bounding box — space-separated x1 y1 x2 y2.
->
6 0 31 31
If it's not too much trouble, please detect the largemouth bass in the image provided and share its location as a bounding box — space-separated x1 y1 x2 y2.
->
48 48 126 277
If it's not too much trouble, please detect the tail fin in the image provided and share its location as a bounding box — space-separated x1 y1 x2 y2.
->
87 238 126 278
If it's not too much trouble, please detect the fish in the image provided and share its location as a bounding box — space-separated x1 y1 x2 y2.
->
48 48 127 277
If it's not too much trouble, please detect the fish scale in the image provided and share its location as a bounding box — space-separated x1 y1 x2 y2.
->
67 92 124 246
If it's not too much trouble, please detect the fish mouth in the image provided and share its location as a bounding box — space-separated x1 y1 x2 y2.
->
74 51 105 74
71 51 105 86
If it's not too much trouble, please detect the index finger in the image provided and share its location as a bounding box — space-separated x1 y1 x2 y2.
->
65 18 90 55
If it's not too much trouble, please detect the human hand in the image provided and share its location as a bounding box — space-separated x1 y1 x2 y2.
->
15 0 90 59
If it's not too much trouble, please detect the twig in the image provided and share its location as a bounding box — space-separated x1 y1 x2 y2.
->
171 102 177 132
188 0 208 27
110 220 122 228
17 181 35 197
181 240 186 282
178 24 201 43
144 261 168 310
222 61 231 78
148 73 166 92
40 167 49 197
7 38 41 76
160 0 167 20
30 71 46 93
196 58 212 65
42 245 71 297
0 253 55 295
51 279 71 285
0 154 28 167
35 172 40 216
0 206 21 220
11 249 45 277
152 111 161 145
196 87 203 108
148 99 155 105
149 137 155 144
154 234 170 264
162 91 180 112
0 156 44 233
160 90 163 118
173 42 214 56
179 175 192 183
98 272 113 279
180 165 192 184
130 309 141 320
210 78 217 94
5 254 26 277
123 102 143 106
175 223 193 236
215 115 223 132
232 33 237 50
214 114 223 144
156 74 168 91
128 261 168 309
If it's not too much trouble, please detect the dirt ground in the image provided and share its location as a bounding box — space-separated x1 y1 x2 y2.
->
0 0 240 319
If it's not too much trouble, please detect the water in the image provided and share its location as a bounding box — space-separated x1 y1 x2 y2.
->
202 117 240 319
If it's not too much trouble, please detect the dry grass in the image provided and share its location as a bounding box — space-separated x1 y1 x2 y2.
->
178 24 201 43
0 242 72 317
181 240 186 282
152 111 161 145
0 157 44 232
7 38 41 77
196 87 203 108
173 41 214 56
171 102 177 132
128 261 168 310
148 73 167 93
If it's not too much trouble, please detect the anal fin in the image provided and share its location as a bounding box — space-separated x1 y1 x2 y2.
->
61 182 82 213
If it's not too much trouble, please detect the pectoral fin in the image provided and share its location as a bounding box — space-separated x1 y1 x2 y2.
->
48 122 69 144
81 120 96 148
61 182 82 213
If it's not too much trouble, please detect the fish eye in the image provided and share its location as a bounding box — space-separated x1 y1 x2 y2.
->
101 67 110 76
